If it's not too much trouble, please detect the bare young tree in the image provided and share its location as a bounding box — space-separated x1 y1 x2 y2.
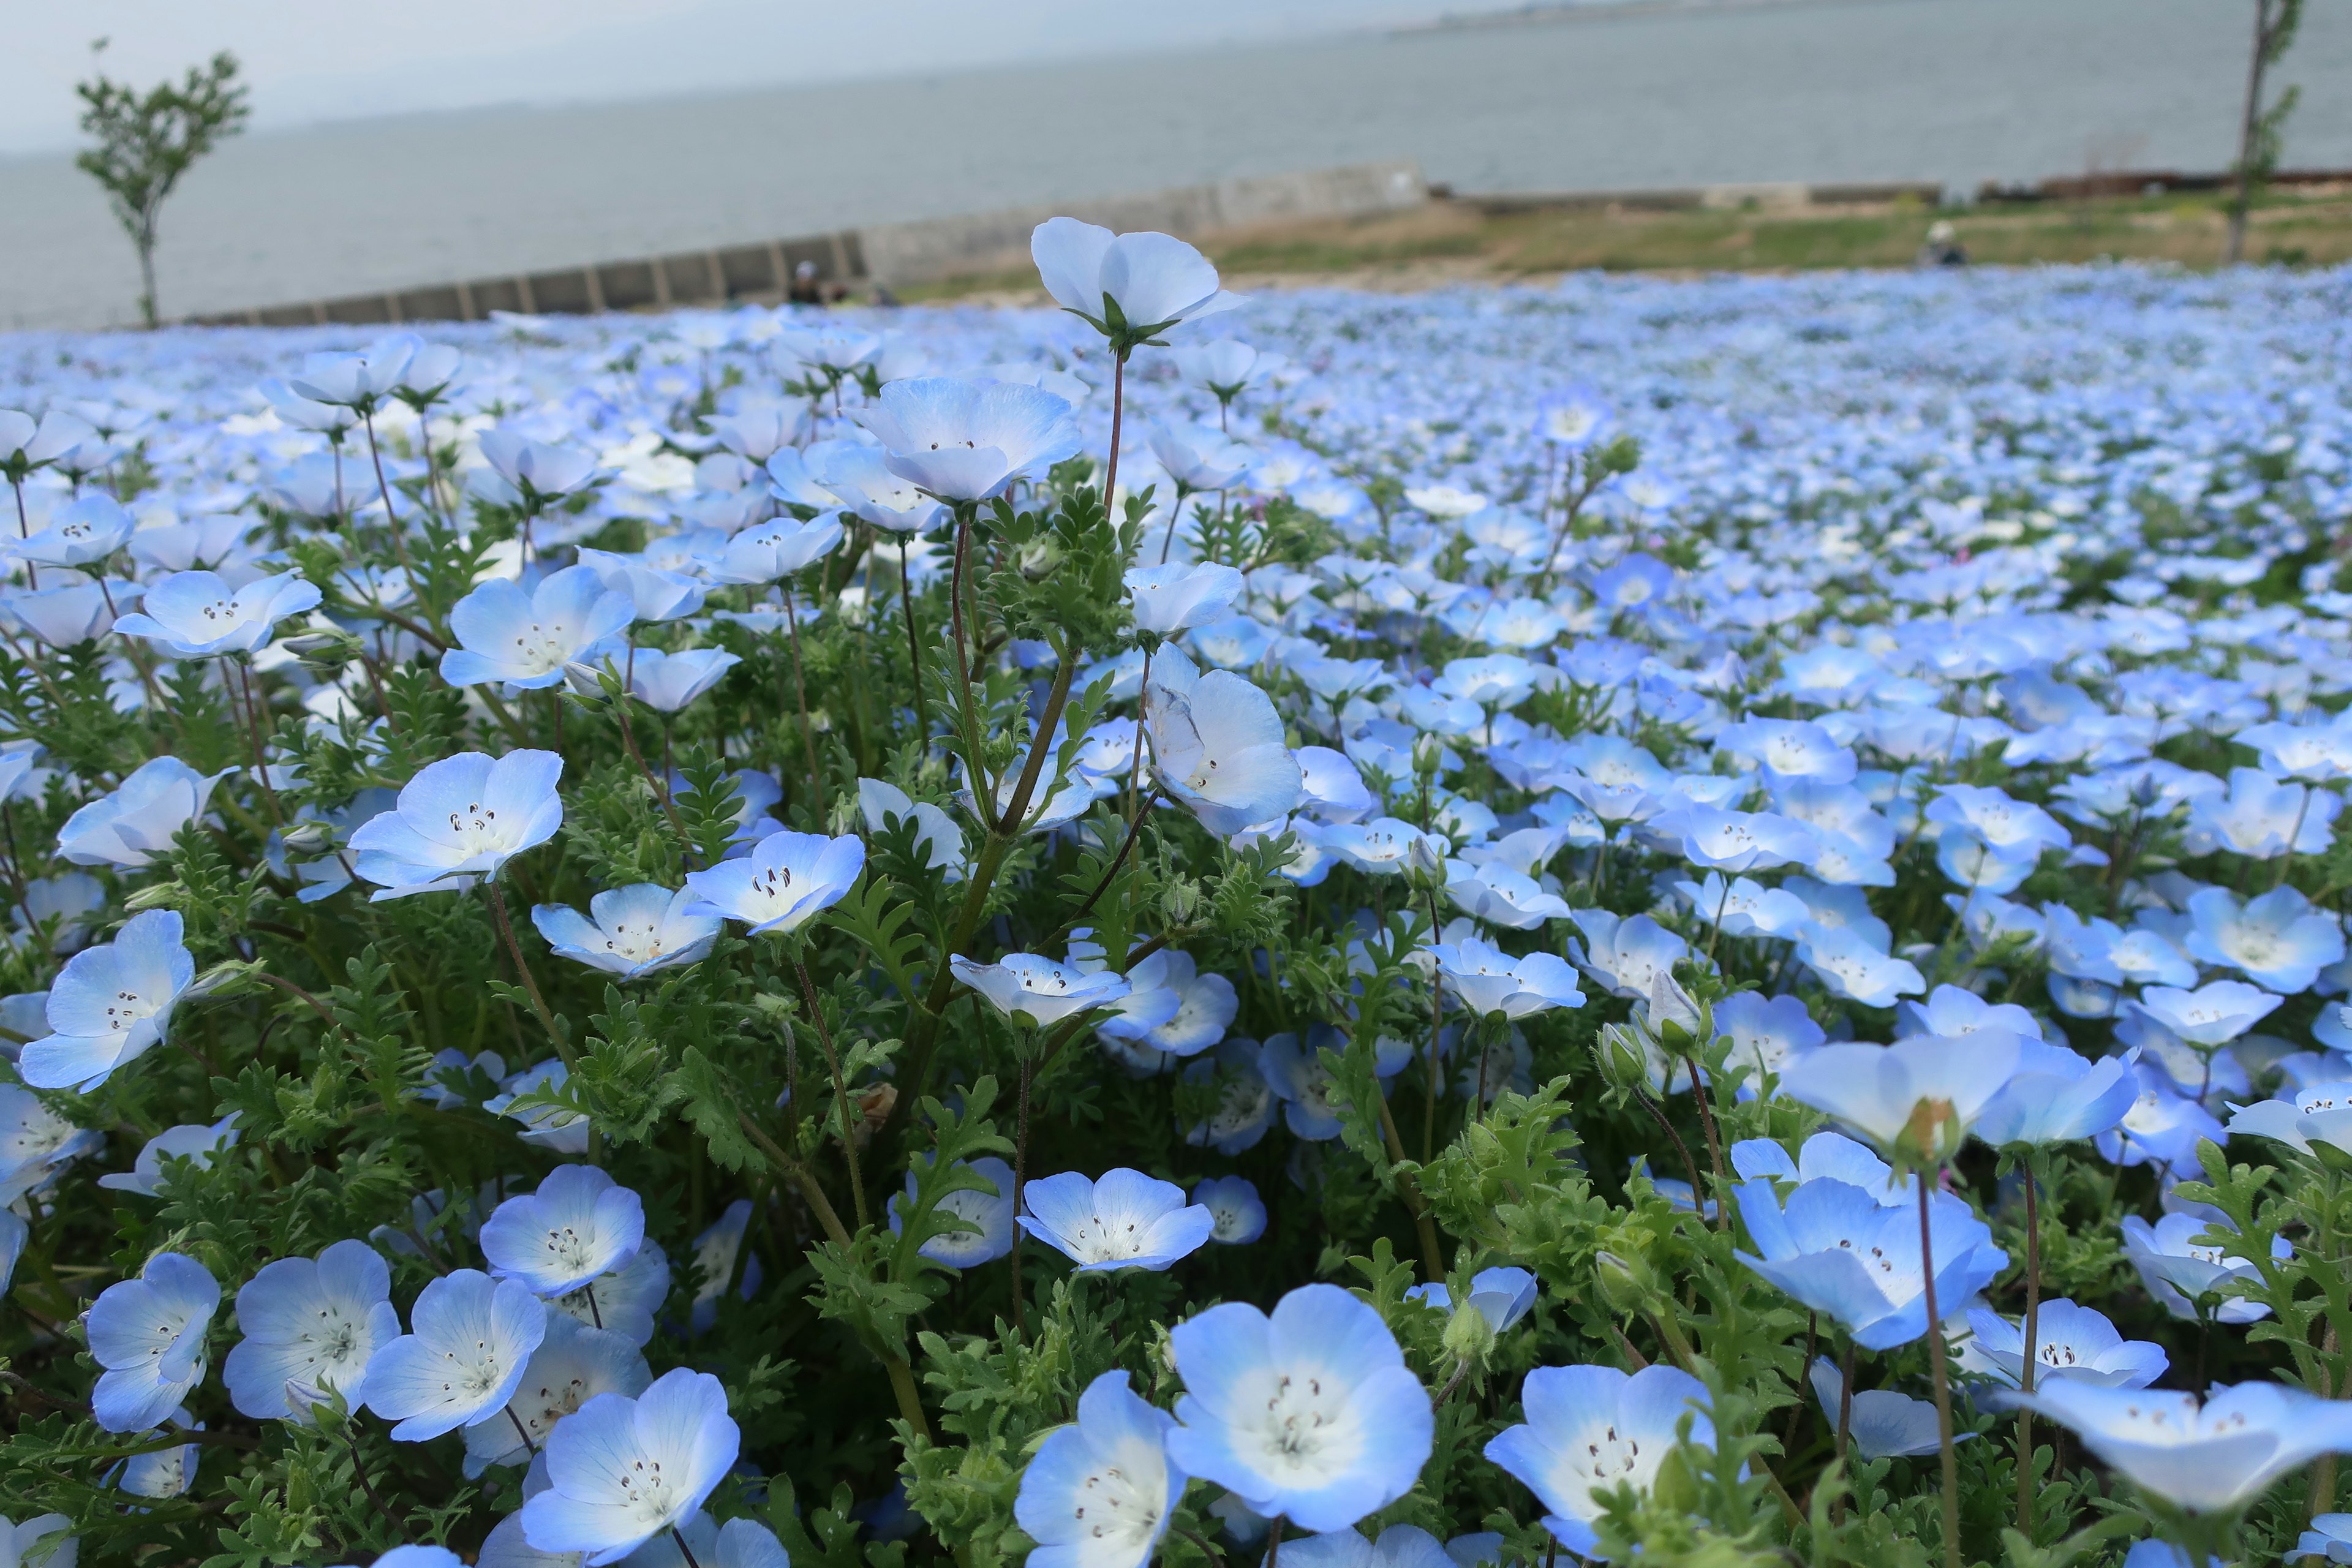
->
74 43 252 328
2226 0 2305 265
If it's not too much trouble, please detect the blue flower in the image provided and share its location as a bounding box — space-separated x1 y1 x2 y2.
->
1406 1267 1537 1335
519 1367 741 1565
363 1269 549 1441
1166 1283 1431 1531
111 570 321 658
462 1311 651 1476
1144 651 1303 837
1729 1130 1913 1207
486 1060 592 1155
1974 1040 2139 1147
619 647 743 713
88 1252 219 1432
440 567 635 691
1194 1176 1267 1245
18 908 194 1092
1427 938 1585 1020
532 886 718 981
685 1199 764 1334
1274 1525 1453 1568
1777 1035 2023 1164
224 1239 400 1420
891 1155 1017 1268
1961 1298 2166 1406
1485 1364 1715 1558
0 1515 74 1568
859 377 1081 502
97 1115 239 1198
1734 1177 2007 1349
952 953 1130 1028
1031 218 1245 340
1182 1042 1279 1155
2024 1380 2352 1515
1014 1370 1185 1568
1020 1168 1214 1272
1805 1356 1947 1460
347 750 565 899
682 829 864 935
481 1165 649 1301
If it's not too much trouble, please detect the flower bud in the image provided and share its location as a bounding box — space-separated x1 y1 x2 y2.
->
124 883 184 912
1163 876 1203 925
1442 1294 1497 1365
1594 1249 1654 1315
1404 833 1448 891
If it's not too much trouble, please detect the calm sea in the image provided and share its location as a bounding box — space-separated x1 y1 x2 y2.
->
3 0 2348 331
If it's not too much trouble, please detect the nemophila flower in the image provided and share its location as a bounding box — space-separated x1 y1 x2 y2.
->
98 1115 238 1197
2182 885 2344 993
6 575 128 646
519 1368 741 1565
88 1252 219 1432
347 749 564 899
532 886 719 980
1566 910 1689 999
686 1199 762 1334
1962 1298 2166 1405
363 1268 550 1441
1730 1131 1913 1206
20 908 195 1093
7 493 134 568
0 1086 102 1206
440 567 635 690
1792 924 1924 1009
477 432 601 508
1716 717 1855 786
1129 562 1246 636
488 1060 592 1156
1735 1177 2006 1348
2225 1083 2352 1165
815 444 948 534
612 647 741 713
1195 1175 1266 1244
1711 992 1825 1087
0 1213 25 1298
1805 1357 1945 1459
2184 769 2342 859
1779 1034 2023 1164
464 1311 652 1477
1485 1365 1715 1558
1015 1370 1185 1568
859 377 1080 502
1655 805 1817 874
0 1515 75 1568
287 342 415 410
1974 1040 2139 1147
56 756 230 869
1406 1267 1537 1334
1673 873 1810 938
1924 784 2071 861
1428 938 1585 1019
224 1239 400 1420
1144 652 1303 835
2096 1063 2223 1175
891 1155 1018 1267
680 829 864 935
110 1408 202 1500
2121 1213 2282 1324
574 548 707 623
2024 1380 2352 1515
551 1238 671 1349
1031 217 1244 341
2128 981 2280 1046
709 513 844 585
111 570 320 658
1277 1526 1453 1568
1166 1283 1433 1531
0 405 94 474
1019 1168 1214 1272
858 777 967 881
1184 1042 1280 1155
1098 949 1237 1061
482 1165 649 1300
2296 1515 2352 1564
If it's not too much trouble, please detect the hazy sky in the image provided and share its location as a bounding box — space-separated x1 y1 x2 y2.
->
0 0 1551 155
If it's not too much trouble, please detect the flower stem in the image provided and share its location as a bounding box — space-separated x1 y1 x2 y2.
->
487 882 572 1070
1917 1175 1962 1568
669 1527 704 1568
793 957 867 1231
2016 1158 2043 1536
1687 1055 1728 1230
899 537 929 745
783 584 824 812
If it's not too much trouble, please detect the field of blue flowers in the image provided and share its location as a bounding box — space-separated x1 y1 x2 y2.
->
2 230 2351 1568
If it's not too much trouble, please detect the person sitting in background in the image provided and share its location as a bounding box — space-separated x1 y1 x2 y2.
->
1917 220 1969 268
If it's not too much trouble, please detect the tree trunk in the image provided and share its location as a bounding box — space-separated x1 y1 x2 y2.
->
137 212 160 329
2227 0 2274 265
